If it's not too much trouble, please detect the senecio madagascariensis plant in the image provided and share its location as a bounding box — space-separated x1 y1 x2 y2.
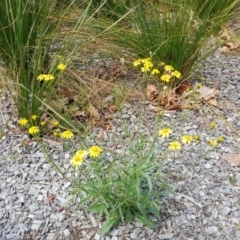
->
133 57 181 83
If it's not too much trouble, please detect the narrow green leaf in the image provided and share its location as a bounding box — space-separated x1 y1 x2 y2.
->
126 209 133 223
88 202 105 213
149 202 160 218
135 215 157 228
100 217 119 236
142 173 153 194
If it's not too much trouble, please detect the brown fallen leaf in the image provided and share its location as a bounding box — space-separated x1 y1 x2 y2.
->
44 194 56 203
207 98 218 106
97 128 104 140
222 153 240 166
146 84 158 101
197 86 218 101
42 138 63 146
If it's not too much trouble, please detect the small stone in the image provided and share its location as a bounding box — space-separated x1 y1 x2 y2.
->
198 234 205 240
204 163 212 169
63 228 70 237
18 223 30 234
221 206 231 215
206 226 218 235
158 234 174 239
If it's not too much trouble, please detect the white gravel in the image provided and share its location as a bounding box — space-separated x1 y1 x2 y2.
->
1 50 240 240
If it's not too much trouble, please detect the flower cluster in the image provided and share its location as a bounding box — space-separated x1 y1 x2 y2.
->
158 127 198 151
133 57 181 83
158 123 224 151
37 74 54 81
18 116 74 139
70 146 103 168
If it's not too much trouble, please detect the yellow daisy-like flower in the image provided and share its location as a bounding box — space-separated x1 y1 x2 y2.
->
75 150 88 158
60 130 74 139
209 139 218 147
70 154 84 168
141 66 149 73
172 70 181 79
143 60 153 69
52 120 59 126
44 74 54 81
196 83 203 88
57 63 67 71
57 55 63 59
89 146 102 158
169 141 181 151
217 136 224 143
28 126 40 135
133 59 142 67
158 128 172 138
164 65 174 71
181 135 193 144
151 68 160 75
18 118 28 126
53 131 60 137
210 122 217 129
31 115 38 120
37 74 45 81
161 74 171 82
40 121 46 126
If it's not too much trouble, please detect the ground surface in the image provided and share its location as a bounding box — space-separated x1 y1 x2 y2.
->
1 24 240 240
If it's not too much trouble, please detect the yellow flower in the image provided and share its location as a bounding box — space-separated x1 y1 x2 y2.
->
193 135 200 140
151 68 160 75
172 70 181 79
70 154 84 168
28 126 39 135
196 83 203 88
52 120 59 126
164 65 174 71
89 146 102 158
158 128 172 138
169 141 181 151
60 130 74 139
57 55 63 59
53 131 60 137
37 74 45 81
18 118 28 126
44 74 54 81
31 115 38 120
160 62 166 66
40 121 46 126
161 74 171 82
143 60 153 70
209 139 218 147
133 59 142 67
75 150 88 158
141 66 149 73
181 135 193 144
57 63 67 71
217 136 224 143
210 122 217 129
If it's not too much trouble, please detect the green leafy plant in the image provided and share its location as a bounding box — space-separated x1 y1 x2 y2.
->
0 0 92 120
101 0 239 82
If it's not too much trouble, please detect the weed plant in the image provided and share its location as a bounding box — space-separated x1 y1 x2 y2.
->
0 0 92 120
99 0 239 83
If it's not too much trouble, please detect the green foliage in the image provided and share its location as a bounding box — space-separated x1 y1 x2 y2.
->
100 0 239 81
0 0 92 119
71 137 169 235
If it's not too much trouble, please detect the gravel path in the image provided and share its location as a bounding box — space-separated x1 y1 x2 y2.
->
1 50 240 239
